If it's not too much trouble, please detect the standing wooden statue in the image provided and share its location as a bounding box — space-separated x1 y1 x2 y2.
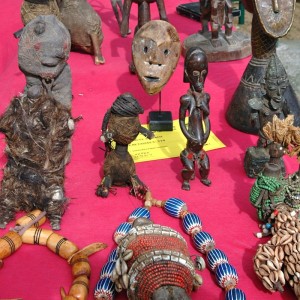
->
120 0 168 37
179 47 211 191
96 93 154 198
226 0 300 133
0 15 74 230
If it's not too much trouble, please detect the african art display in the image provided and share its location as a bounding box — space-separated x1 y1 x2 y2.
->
96 93 154 199
226 0 300 133
182 0 251 61
179 47 211 190
0 15 74 230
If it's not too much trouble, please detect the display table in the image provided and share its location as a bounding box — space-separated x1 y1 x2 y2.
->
0 0 298 299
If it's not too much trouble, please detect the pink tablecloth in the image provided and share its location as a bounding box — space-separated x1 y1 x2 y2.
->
0 0 298 299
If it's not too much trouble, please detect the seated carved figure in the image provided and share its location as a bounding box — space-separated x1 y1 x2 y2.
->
96 93 154 198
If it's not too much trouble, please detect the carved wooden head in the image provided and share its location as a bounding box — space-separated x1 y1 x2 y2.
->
18 15 71 79
132 20 181 95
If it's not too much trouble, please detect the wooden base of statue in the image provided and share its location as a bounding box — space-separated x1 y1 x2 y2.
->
182 30 251 62
226 56 300 134
149 111 173 131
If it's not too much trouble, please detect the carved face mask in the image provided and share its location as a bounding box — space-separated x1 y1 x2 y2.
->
132 20 181 95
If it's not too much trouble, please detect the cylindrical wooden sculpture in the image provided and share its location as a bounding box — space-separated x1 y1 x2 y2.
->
226 0 300 133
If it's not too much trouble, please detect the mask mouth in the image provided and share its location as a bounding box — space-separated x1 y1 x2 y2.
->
144 76 160 82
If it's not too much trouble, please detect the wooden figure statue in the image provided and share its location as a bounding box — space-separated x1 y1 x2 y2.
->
200 0 234 48
182 0 251 61
111 0 124 30
96 93 154 198
0 15 74 230
59 0 105 65
226 0 300 133
179 47 211 191
120 0 168 37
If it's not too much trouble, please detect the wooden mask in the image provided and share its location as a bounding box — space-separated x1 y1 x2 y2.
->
132 20 181 95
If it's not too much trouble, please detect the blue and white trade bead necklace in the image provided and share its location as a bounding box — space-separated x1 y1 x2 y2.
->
94 192 246 300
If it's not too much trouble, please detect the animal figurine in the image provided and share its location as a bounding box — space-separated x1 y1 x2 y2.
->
226 0 300 133
111 0 124 30
179 47 211 190
120 0 168 37
132 20 181 95
96 93 154 198
58 0 105 65
0 15 74 230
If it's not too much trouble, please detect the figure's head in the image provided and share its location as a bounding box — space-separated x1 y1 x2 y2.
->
262 54 288 102
18 15 71 79
132 20 181 95
111 93 144 116
184 47 208 92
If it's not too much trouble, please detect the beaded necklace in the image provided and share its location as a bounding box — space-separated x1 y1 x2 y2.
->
94 191 246 300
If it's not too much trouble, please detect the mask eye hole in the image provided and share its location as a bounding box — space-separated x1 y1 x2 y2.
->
143 46 148 53
164 49 170 56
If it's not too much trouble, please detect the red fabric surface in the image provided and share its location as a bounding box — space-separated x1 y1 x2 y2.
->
0 1 298 299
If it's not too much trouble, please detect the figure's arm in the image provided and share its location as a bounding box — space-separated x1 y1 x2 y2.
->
179 94 200 144
202 94 211 142
156 0 168 21
120 0 132 37
139 126 155 139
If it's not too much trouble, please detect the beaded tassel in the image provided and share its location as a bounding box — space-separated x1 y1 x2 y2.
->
162 197 246 300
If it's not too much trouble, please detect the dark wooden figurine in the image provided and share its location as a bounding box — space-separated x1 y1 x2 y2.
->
120 0 168 37
0 15 74 230
59 0 105 65
226 0 300 133
96 93 154 198
179 47 211 191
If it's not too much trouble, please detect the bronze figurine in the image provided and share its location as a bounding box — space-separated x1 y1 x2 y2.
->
132 20 181 95
226 0 300 133
179 47 211 190
0 15 74 230
120 0 168 37
96 93 154 198
59 0 105 65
